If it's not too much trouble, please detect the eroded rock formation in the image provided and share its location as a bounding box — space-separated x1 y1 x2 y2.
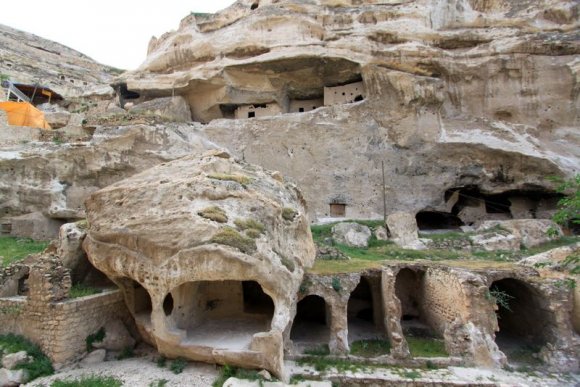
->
83 151 316 377
118 0 579 221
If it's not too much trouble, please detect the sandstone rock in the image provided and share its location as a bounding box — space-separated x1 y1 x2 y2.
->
92 319 135 352
224 378 330 387
470 233 519 252
0 368 29 386
257 369 271 380
331 222 371 248
80 349 106 366
478 220 562 248
518 243 580 270
1 351 29 370
386 212 426 250
57 221 90 283
10 212 65 240
129 96 192 122
83 153 316 378
43 111 71 129
375 226 389 241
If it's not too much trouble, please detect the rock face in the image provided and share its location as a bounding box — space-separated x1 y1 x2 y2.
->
0 24 117 98
83 151 316 377
117 0 579 221
331 222 371 248
0 123 216 226
478 219 562 248
386 212 426 250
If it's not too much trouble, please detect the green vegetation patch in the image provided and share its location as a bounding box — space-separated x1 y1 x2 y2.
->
198 206 228 223
69 284 102 299
51 375 123 387
208 173 251 186
296 356 367 373
406 337 448 358
282 207 297 221
86 327 105 352
234 218 265 233
0 334 54 381
303 345 330 356
169 357 187 374
0 237 49 267
212 364 273 387
211 227 257 254
350 339 391 357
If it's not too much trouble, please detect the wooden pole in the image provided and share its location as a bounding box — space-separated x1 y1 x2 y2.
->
382 161 387 225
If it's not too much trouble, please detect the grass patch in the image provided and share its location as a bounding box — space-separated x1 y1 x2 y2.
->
296 356 367 373
51 375 123 387
304 345 330 356
406 337 448 358
208 173 251 186
198 206 228 223
117 345 134 360
0 334 54 381
149 379 169 387
212 364 271 387
0 237 49 267
169 357 187 374
210 227 256 254
234 218 265 233
350 339 391 357
69 284 102 299
282 207 297 221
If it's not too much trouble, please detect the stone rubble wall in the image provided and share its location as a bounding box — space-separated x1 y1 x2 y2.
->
0 290 130 367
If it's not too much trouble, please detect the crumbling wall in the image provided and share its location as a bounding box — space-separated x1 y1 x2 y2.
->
234 103 282 119
324 82 365 105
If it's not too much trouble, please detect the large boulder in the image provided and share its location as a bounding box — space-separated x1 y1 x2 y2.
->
0 368 28 386
1 351 29 370
331 222 371 248
92 319 135 352
83 150 315 378
57 221 90 283
386 212 426 250
477 220 562 248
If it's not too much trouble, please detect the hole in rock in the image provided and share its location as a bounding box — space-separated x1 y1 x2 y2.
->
490 278 554 365
163 293 174 316
169 280 274 350
291 295 330 349
416 211 464 231
348 277 385 344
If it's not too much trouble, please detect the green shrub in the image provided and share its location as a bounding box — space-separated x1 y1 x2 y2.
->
212 364 270 387
245 228 261 239
282 208 297 221
304 345 330 356
117 345 134 360
331 277 342 292
198 206 228 223
210 227 257 254
170 357 187 374
156 356 167 368
549 175 579 228
69 284 102 299
0 334 54 381
86 327 105 352
234 219 265 233
51 375 123 387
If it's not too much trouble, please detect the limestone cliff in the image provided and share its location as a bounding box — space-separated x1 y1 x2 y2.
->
120 0 579 221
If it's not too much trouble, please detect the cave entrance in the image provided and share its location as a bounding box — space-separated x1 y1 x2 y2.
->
291 295 330 351
347 277 386 344
416 211 464 231
395 269 439 341
490 278 553 365
168 280 274 350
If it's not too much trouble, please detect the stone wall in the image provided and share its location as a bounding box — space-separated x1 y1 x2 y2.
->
420 268 468 336
234 103 282 119
289 99 324 113
323 81 365 105
0 290 130 366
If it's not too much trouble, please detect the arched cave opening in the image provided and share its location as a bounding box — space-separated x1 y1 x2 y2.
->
251 1 259 10
445 187 562 226
290 295 330 350
163 292 174 316
490 278 554 365
416 211 464 231
168 280 274 350
395 269 439 341
347 277 386 344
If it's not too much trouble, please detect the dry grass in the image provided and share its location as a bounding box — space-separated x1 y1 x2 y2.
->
210 227 256 254
208 173 251 186
198 206 228 223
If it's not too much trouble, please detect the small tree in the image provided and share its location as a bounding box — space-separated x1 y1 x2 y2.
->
550 174 580 229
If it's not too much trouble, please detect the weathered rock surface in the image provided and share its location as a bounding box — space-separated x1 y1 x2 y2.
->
83 151 316 377
92 319 135 352
386 212 426 250
114 0 580 221
0 24 117 98
331 222 371 248
80 349 106 366
470 232 519 252
0 368 28 386
478 220 562 248
0 123 216 223
57 221 90 282
1 351 29 370
128 96 192 122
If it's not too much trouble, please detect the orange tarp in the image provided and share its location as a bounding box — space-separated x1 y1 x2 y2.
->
0 101 51 129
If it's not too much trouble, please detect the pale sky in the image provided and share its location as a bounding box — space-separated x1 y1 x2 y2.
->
0 0 237 70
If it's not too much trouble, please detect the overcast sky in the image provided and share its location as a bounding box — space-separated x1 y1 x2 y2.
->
0 0 237 70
